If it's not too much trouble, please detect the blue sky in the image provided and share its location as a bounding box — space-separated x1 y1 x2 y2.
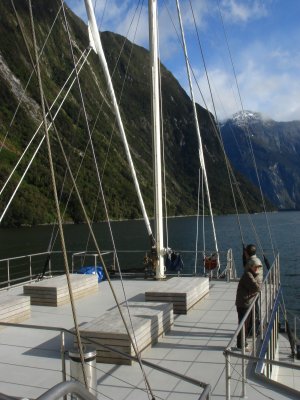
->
65 0 300 122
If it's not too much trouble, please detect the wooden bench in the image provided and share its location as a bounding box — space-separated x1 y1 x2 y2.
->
145 277 209 314
23 274 98 306
0 295 31 325
77 301 173 365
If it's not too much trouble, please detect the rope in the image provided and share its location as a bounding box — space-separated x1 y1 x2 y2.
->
0 48 90 198
194 168 201 274
217 2 276 260
86 0 155 246
0 0 63 155
176 0 220 274
81 0 145 261
187 0 246 248
163 0 269 261
62 2 155 398
0 49 90 225
28 0 88 388
227 358 276 400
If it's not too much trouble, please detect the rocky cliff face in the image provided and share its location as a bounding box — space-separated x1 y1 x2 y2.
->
221 111 300 209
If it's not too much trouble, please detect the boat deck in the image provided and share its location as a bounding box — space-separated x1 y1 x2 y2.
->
0 278 299 399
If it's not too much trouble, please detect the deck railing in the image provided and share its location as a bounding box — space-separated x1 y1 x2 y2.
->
0 248 235 289
224 253 299 399
0 321 211 400
0 250 115 289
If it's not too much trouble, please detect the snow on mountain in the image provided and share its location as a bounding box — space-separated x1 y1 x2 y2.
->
221 110 300 210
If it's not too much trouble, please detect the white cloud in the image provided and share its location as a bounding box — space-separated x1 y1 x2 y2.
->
65 0 300 122
219 0 268 23
66 0 147 43
188 52 300 122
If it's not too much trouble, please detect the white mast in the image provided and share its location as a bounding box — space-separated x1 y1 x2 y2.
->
84 0 155 247
149 0 165 279
176 0 219 270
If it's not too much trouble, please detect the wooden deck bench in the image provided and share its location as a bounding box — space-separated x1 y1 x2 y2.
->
145 277 209 314
0 295 31 325
23 274 98 306
77 301 173 365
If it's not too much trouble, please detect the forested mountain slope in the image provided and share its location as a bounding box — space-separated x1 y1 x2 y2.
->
0 1 269 227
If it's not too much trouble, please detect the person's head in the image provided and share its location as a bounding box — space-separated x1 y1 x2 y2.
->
246 244 256 257
249 263 259 275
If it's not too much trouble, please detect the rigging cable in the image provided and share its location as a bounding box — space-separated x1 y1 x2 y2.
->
217 1 276 260
176 0 220 274
0 0 63 155
0 48 90 198
164 0 263 254
81 0 145 262
167 1 261 254
28 0 89 388
194 168 201 274
187 0 246 250
85 0 155 249
62 2 155 398
0 50 90 223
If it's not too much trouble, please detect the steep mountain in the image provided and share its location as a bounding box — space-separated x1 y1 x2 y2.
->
221 111 300 209
0 1 268 227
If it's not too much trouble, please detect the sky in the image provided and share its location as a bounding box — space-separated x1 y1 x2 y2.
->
65 0 300 122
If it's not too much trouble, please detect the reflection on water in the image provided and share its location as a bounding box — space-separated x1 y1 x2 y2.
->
0 211 300 315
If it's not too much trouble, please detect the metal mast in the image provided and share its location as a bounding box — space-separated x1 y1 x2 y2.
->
149 0 165 279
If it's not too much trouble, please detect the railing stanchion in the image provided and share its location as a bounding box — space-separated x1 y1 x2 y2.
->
61 331 67 385
29 255 32 281
241 325 246 398
7 260 10 287
225 351 231 400
252 304 256 355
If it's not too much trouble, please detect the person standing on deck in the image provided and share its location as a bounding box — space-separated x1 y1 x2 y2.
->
244 244 263 336
235 263 261 350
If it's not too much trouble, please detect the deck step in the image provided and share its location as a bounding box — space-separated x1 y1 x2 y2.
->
23 274 98 306
145 277 209 314
77 301 173 365
0 295 31 325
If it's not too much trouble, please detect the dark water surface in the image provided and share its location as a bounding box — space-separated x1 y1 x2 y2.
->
1 211 299 316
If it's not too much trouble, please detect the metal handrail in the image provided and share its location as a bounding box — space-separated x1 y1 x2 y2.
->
37 381 97 400
286 309 300 342
224 253 283 399
0 249 235 289
0 320 211 399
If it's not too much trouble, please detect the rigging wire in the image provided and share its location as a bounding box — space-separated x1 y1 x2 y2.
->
28 0 89 388
227 358 277 400
7 0 95 268
0 48 90 198
187 0 246 248
81 0 145 263
194 168 201 274
62 2 155 398
86 0 155 247
38 109 84 280
217 1 276 259
163 0 271 262
76 4 158 378
175 0 220 274
0 0 63 155
0 49 90 223
164 0 263 257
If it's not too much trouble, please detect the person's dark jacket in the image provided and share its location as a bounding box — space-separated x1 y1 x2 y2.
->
235 270 260 308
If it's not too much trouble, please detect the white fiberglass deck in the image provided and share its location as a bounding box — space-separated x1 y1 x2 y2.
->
0 278 298 399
